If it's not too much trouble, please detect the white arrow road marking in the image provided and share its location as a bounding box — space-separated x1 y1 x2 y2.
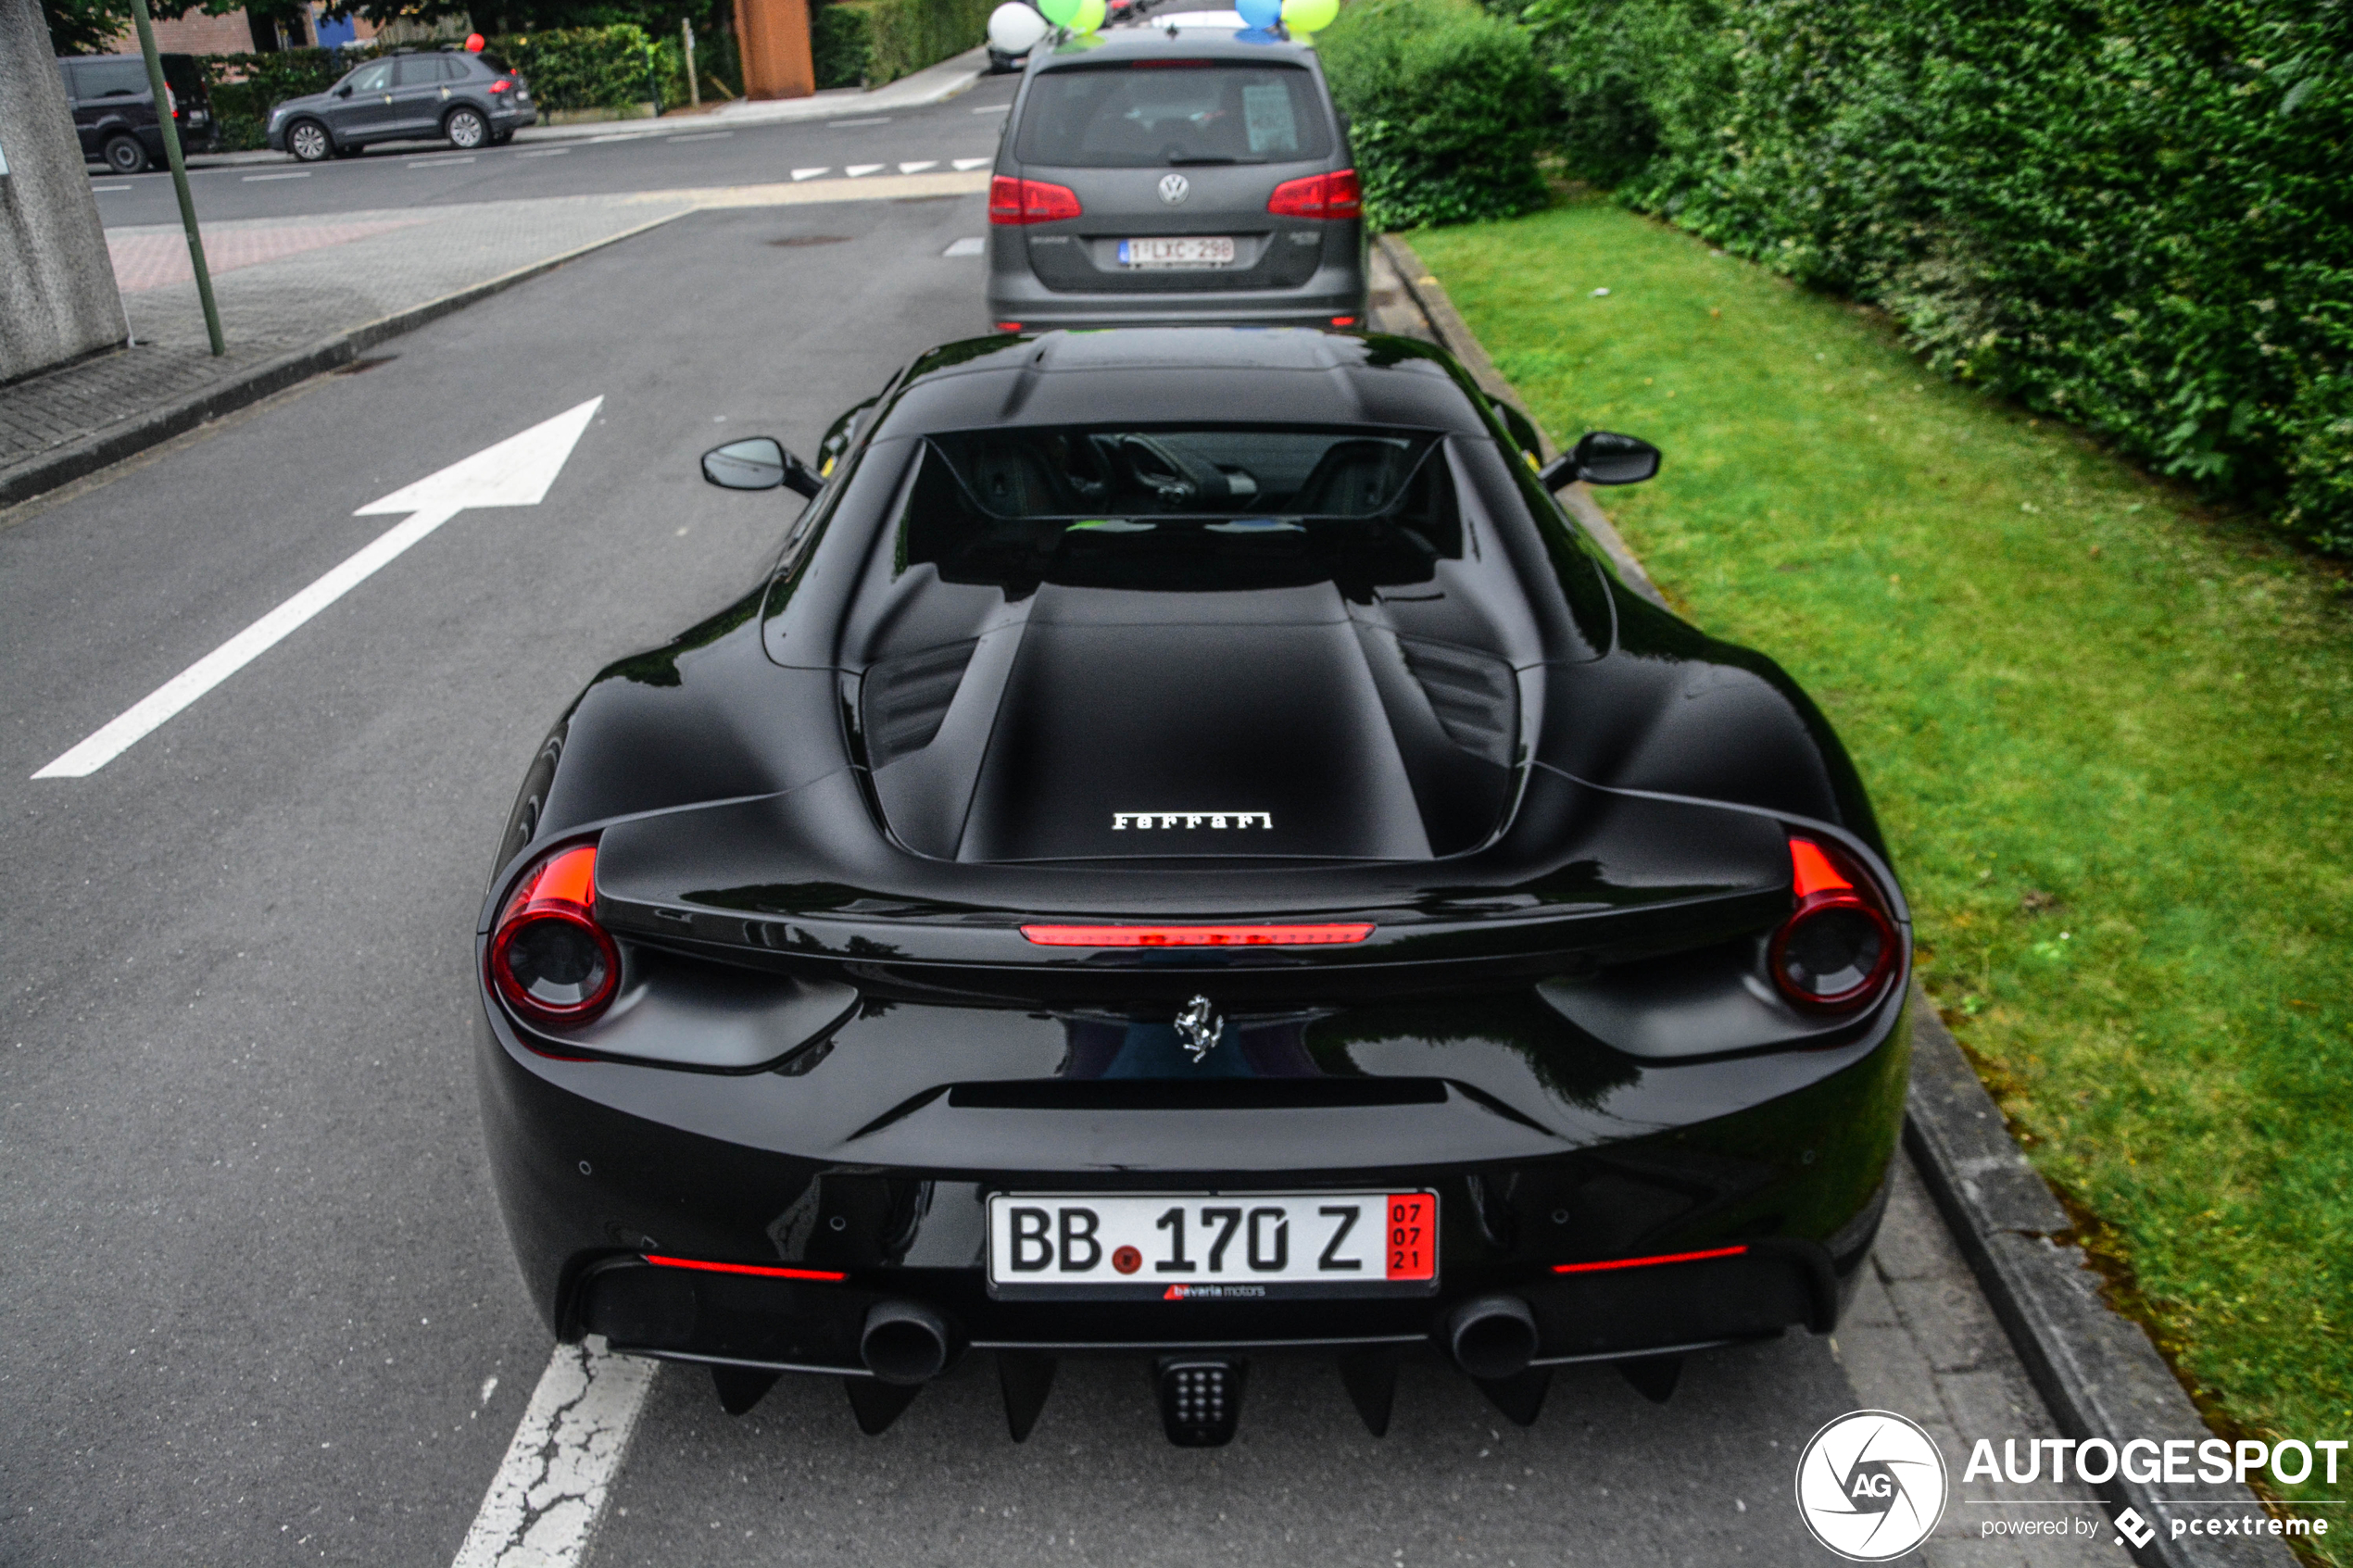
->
450 1339 657 1568
943 237 985 257
951 157 991 171
790 166 828 180
32 396 602 780
897 160 937 174
845 163 885 178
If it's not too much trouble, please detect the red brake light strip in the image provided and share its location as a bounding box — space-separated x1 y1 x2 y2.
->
1788 837 1855 898
1020 923 1375 947
1553 1245 1748 1274
643 1254 847 1281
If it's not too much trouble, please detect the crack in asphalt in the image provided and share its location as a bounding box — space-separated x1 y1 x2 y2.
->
452 1338 658 1568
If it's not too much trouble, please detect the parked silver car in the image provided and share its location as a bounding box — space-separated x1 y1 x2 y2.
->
986 25 1367 331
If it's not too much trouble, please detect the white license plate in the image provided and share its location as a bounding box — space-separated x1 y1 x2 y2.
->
987 1190 1436 1298
1118 235 1237 269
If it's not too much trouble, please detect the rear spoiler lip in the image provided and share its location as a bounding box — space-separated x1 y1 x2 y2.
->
590 879 1791 972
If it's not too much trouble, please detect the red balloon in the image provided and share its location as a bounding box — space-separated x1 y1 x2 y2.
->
465 31 485 50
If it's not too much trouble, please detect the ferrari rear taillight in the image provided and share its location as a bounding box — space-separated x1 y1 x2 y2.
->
989 176 1082 225
489 842 620 1027
1267 169 1361 220
1768 835 1895 1011
1021 922 1374 947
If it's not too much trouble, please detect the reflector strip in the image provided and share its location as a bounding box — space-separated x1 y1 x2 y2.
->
1019 922 1375 947
643 1254 847 1281
1788 837 1854 898
1552 1245 1748 1275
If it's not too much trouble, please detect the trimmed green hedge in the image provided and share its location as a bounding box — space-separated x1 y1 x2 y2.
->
812 0 990 89
1318 0 1552 231
490 25 661 112
1523 0 2353 554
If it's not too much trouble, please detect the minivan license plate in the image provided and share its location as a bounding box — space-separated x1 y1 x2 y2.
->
987 1191 1436 1298
1119 236 1236 269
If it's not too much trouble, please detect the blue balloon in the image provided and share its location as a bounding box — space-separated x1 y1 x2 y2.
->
1236 0 1283 29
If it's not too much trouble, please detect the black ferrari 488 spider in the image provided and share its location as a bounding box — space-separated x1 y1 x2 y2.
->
474 327 1910 1446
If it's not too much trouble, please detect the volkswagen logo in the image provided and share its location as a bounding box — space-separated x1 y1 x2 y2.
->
1793 1410 1948 1561
1158 172 1190 207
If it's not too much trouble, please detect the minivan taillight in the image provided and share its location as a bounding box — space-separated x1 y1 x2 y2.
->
1267 168 1361 220
989 175 1082 224
489 843 620 1028
1768 836 1897 1011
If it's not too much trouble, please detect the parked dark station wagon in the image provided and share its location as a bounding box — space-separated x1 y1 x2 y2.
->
265 46 535 161
987 28 1369 331
56 52 218 174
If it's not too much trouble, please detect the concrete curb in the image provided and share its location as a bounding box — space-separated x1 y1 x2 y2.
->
1376 230 2294 1568
0 207 689 512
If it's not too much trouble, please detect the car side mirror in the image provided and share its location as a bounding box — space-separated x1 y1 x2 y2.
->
336 84 354 97
702 436 822 497
1538 431 1662 490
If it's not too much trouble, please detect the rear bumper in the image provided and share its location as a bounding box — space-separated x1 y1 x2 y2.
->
985 262 1370 330
473 985 1908 1376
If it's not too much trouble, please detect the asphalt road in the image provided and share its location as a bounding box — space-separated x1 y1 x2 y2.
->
5 183 1879 1566
86 73 1019 228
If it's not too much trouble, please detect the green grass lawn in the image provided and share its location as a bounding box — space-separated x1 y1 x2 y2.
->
1409 198 2353 1537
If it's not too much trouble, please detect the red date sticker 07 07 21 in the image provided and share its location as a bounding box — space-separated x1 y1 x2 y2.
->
1387 1194 1437 1280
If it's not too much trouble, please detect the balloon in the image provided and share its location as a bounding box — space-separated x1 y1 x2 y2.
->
1236 0 1282 27
1036 0 1079 25
988 1 1050 54
1281 0 1338 31
1071 0 1105 31
464 31 485 50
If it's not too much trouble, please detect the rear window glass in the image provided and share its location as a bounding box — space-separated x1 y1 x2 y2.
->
478 52 513 74
78 59 150 98
900 426 1457 596
1016 64 1331 167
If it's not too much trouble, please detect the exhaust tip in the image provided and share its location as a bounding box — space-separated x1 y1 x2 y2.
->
1447 1294 1539 1381
861 1299 950 1386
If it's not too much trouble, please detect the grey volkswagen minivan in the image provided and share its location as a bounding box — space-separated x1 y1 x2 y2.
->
985 25 1368 331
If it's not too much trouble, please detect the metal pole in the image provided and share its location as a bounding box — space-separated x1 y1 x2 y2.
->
127 0 223 357
684 18 699 107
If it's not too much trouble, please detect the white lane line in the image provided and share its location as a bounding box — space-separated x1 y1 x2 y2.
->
450 1339 658 1568
92 182 132 192
519 147 572 157
951 157 991 171
829 116 889 127
33 397 601 780
409 156 477 168
943 236 985 257
973 103 1011 114
667 130 733 143
242 170 312 182
845 163 885 178
897 159 937 174
790 166 829 181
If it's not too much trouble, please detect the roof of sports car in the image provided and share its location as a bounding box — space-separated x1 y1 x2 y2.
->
871 329 1497 439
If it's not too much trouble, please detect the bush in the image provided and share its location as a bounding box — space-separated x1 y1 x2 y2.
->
491 25 661 112
815 0 991 89
1318 0 1553 231
812 3 871 89
1517 0 2353 554
653 28 742 107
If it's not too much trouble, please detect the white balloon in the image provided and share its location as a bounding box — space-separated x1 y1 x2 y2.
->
988 2 1050 54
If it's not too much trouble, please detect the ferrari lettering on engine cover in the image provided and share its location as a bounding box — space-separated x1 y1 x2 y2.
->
1112 811 1273 830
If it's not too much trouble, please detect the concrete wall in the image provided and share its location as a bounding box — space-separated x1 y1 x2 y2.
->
0 0 130 384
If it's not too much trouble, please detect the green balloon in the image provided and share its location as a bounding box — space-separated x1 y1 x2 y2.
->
1038 0 1079 25
1282 0 1338 31
1072 0 1105 28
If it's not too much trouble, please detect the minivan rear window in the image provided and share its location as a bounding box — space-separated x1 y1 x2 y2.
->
1015 63 1331 168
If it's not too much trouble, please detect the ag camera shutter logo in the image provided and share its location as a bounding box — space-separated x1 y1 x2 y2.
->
1794 1410 1949 1561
